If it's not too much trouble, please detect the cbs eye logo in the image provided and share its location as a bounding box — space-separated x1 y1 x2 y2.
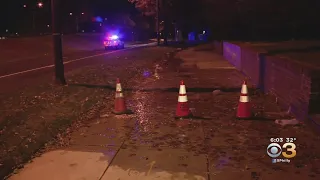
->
267 143 297 158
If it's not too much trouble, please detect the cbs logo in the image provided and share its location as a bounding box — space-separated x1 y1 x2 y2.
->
267 143 297 158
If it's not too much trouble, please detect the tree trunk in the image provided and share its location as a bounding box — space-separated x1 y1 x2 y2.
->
51 0 66 85
163 17 168 45
161 0 169 45
156 0 160 45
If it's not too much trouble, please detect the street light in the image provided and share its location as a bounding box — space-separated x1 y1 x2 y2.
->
31 3 44 33
37 2 43 8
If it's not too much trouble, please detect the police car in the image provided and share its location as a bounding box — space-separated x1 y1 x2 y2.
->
103 34 124 50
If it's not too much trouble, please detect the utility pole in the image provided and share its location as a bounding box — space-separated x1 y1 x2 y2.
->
163 0 168 46
32 11 36 32
75 16 79 33
51 0 66 85
156 0 160 45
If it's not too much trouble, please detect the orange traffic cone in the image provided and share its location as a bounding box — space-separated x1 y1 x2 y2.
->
236 81 251 119
113 78 132 114
176 80 192 118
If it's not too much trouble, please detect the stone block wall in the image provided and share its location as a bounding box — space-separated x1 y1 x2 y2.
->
221 41 320 121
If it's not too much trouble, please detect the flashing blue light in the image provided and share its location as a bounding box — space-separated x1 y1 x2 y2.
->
92 16 103 22
110 35 118 40
95 16 103 22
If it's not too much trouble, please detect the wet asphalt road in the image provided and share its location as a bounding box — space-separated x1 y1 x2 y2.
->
0 39 155 94
8 44 320 180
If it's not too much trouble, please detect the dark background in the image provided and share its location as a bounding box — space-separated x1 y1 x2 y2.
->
0 0 136 34
1 0 320 41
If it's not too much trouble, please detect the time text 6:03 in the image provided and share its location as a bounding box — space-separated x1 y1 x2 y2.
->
270 138 283 143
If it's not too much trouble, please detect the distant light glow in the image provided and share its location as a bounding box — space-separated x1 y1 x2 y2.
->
23 5 27 8
37 2 43 8
92 16 103 22
69 12 73 15
96 16 103 22
109 35 118 40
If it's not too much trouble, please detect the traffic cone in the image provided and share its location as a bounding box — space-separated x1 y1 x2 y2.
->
113 78 132 114
175 80 192 118
236 80 251 119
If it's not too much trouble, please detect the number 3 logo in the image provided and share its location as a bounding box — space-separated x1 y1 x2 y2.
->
282 143 296 158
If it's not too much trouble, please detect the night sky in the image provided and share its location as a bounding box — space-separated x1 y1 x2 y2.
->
0 0 135 33
2 0 320 39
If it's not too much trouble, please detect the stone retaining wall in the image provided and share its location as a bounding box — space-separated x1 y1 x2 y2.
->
222 41 320 121
310 77 320 114
263 56 313 120
223 42 241 70
240 47 262 88
213 41 223 54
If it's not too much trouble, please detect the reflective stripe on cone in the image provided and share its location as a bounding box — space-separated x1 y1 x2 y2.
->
113 78 132 115
236 81 251 119
176 80 192 118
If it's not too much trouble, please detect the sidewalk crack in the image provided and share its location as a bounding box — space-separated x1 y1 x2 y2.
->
98 140 125 180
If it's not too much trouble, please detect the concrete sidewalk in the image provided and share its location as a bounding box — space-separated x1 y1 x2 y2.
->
176 46 236 70
8 44 320 180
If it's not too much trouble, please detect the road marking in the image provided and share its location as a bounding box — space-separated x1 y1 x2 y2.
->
0 43 155 79
63 47 133 65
